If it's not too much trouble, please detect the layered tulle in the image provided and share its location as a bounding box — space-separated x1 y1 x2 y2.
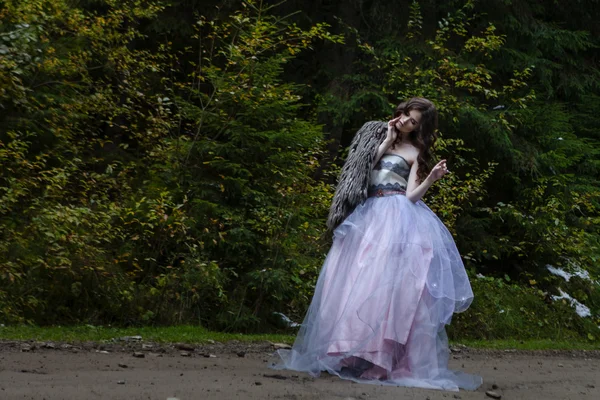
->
271 194 482 391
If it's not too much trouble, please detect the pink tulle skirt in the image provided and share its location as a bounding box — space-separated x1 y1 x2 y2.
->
271 194 482 391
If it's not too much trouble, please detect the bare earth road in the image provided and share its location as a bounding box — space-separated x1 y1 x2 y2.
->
0 340 598 400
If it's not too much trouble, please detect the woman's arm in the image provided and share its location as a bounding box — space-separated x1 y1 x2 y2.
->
374 138 393 166
373 117 402 166
406 159 448 203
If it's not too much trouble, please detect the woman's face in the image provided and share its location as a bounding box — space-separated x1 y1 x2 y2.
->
395 109 422 133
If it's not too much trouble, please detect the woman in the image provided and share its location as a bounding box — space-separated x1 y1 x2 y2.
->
272 97 482 391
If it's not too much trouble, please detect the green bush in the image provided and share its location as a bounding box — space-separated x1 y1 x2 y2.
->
0 0 598 341
0 0 337 329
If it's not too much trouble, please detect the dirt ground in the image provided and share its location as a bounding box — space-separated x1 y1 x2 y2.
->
0 339 598 400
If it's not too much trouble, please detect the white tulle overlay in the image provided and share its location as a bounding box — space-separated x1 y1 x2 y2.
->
271 194 482 391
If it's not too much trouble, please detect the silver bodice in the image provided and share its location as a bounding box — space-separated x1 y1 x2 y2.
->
369 154 411 194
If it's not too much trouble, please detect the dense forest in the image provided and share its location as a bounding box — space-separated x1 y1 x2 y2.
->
1 0 599 340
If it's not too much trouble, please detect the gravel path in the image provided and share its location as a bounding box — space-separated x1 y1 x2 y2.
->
1 340 598 399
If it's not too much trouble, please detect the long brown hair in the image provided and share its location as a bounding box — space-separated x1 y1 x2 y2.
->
392 97 439 182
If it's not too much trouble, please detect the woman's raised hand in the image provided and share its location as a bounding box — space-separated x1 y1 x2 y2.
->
386 117 401 143
428 159 449 182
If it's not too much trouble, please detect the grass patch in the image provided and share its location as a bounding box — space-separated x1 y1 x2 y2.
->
1 325 599 351
457 339 600 351
0 325 295 344
448 278 600 344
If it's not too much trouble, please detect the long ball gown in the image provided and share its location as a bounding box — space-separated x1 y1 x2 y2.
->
271 154 483 391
